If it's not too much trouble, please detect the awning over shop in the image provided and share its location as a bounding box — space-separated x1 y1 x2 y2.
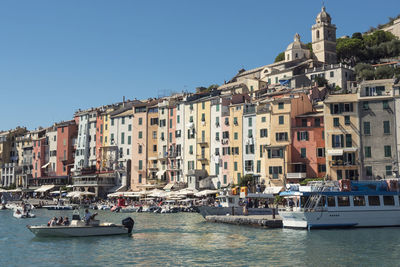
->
263 186 283 195
343 147 358 152
34 185 55 193
41 162 50 169
327 149 343 156
163 182 175 191
194 189 219 197
66 191 95 198
107 185 127 193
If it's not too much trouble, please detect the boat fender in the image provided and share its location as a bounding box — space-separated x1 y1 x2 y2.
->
122 217 135 234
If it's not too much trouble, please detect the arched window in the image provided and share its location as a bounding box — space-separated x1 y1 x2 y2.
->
287 54 290 61
316 30 320 39
295 53 298 58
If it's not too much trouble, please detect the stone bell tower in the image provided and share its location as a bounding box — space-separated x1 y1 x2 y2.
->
311 6 337 64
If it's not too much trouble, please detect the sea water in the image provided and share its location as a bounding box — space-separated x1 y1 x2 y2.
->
0 209 399 266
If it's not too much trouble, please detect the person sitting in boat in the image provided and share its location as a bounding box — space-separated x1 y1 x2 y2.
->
84 209 97 225
57 217 64 225
48 217 57 227
63 217 70 226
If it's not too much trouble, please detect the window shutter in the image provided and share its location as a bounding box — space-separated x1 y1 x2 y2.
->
306 132 309 141
340 135 344 147
330 104 333 114
297 132 300 141
279 166 282 174
267 149 271 158
269 167 272 174
332 135 335 148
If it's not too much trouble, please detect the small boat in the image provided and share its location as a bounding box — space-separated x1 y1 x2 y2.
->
43 205 74 210
27 213 134 237
141 206 158 212
118 206 141 213
13 209 36 219
197 192 274 218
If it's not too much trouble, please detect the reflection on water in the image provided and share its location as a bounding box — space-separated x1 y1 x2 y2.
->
1 209 400 266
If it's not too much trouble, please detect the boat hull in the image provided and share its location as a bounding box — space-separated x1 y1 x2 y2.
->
43 205 73 210
197 206 273 218
280 209 400 229
27 225 130 237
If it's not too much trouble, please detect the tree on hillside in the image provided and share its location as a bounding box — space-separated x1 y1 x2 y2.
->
375 65 395 79
354 63 374 80
336 38 364 66
274 52 285 63
363 30 397 47
196 84 219 93
352 32 363 40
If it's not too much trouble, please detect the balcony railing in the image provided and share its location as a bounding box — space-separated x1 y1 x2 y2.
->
197 138 209 145
329 161 357 167
148 164 158 170
287 172 307 179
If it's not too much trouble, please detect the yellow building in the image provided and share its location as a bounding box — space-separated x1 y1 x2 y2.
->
196 99 211 173
230 102 244 184
255 101 272 182
323 93 360 180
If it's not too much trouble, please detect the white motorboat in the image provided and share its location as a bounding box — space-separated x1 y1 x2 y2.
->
43 205 74 210
279 180 400 229
13 209 36 218
197 193 274 218
118 206 141 213
141 206 158 212
27 213 134 237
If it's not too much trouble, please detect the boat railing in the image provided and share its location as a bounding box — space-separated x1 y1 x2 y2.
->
303 183 334 211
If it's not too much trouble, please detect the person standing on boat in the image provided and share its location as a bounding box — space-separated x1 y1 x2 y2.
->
84 209 97 224
84 209 92 224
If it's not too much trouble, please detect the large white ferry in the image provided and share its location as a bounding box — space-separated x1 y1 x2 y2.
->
279 180 400 229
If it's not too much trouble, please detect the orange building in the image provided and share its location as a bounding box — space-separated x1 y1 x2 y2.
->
290 112 325 181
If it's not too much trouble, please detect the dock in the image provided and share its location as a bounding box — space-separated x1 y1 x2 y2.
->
205 215 283 228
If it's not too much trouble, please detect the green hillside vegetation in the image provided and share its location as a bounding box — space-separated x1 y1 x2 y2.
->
336 30 400 66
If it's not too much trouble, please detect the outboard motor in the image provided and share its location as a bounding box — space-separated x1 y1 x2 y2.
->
122 217 135 233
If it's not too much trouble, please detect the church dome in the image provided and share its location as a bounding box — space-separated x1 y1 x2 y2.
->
286 33 308 51
316 6 331 24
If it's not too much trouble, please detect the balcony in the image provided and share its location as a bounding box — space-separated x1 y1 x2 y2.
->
158 152 168 160
243 105 256 115
148 164 158 170
244 166 254 172
256 105 271 114
329 160 357 167
167 165 181 171
287 173 307 179
197 155 208 161
197 138 209 145
168 152 178 158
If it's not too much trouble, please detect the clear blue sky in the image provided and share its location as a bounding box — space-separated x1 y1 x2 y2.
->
1 0 399 130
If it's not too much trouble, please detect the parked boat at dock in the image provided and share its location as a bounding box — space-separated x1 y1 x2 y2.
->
197 192 274 218
279 180 400 229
